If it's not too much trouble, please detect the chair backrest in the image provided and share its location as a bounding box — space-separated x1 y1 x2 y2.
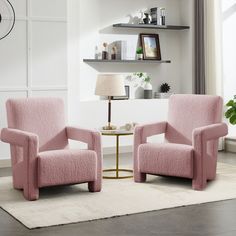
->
6 97 68 153
165 94 223 145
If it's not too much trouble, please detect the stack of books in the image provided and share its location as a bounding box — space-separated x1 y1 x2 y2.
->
154 92 161 99
108 41 127 60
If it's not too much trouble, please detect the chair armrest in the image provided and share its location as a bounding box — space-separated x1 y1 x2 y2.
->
192 123 228 190
66 126 101 150
66 126 102 185
193 123 228 144
1 128 39 200
134 121 167 144
1 128 39 148
133 121 167 180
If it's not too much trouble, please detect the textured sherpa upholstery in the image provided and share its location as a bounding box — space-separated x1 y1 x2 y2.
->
1 98 102 201
38 149 97 187
133 94 228 190
138 143 194 178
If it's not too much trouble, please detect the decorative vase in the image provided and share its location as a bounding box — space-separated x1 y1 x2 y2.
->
137 54 143 60
143 82 153 99
111 53 116 60
102 51 108 60
143 13 151 24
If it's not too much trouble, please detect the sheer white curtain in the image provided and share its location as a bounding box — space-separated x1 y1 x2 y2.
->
204 0 224 149
204 0 223 96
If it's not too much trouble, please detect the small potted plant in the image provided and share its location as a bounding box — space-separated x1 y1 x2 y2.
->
136 47 143 60
225 95 236 125
160 83 171 99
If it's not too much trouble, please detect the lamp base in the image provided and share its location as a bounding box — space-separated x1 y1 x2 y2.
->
102 125 117 130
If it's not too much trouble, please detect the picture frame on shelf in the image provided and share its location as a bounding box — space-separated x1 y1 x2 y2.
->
140 33 161 60
112 86 130 100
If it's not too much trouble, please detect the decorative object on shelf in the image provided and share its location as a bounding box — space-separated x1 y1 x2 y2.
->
112 85 130 100
143 79 153 99
139 10 144 24
0 0 15 41
150 7 158 25
136 47 143 60
102 42 109 60
94 46 100 60
143 12 151 24
111 46 117 60
159 82 172 98
140 34 161 60
109 41 127 60
160 83 170 93
95 74 125 130
154 92 161 99
134 72 153 99
160 8 166 26
127 13 141 25
225 95 236 125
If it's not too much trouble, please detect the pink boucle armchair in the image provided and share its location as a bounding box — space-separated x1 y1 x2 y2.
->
1 98 102 200
134 94 228 190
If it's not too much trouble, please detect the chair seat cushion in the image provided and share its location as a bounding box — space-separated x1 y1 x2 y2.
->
38 149 97 187
138 143 194 178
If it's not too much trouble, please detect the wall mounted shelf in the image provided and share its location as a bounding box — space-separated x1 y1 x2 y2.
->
113 23 190 30
83 59 171 64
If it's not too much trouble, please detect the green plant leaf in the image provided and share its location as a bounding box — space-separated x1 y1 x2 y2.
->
144 76 151 82
225 108 235 118
226 100 235 107
230 114 236 125
136 47 143 54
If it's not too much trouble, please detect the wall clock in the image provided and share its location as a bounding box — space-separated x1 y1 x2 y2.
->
0 0 15 40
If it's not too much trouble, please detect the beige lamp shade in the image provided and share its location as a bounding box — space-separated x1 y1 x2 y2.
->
95 74 126 96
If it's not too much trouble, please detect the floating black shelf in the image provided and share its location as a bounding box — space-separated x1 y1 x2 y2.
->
83 59 171 64
113 23 190 30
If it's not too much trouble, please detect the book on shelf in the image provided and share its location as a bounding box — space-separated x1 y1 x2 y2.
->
108 41 127 60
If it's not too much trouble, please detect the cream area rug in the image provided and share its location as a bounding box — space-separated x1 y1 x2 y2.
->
1 163 236 229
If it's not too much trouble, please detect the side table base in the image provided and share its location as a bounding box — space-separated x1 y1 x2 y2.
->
103 169 133 179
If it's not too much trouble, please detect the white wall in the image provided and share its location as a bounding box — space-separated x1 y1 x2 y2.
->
179 0 195 94
0 0 68 160
222 0 236 136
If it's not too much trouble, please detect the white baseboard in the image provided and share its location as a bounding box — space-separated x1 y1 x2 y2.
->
225 137 236 153
0 159 11 168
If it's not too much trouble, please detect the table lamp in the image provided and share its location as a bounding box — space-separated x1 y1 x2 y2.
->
95 74 125 130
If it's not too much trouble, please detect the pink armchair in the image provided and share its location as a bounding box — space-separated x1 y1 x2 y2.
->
134 94 228 190
1 98 102 200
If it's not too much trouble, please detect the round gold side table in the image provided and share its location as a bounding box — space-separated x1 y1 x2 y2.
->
101 130 133 179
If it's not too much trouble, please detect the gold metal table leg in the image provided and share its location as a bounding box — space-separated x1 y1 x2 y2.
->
103 134 133 179
116 134 119 178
